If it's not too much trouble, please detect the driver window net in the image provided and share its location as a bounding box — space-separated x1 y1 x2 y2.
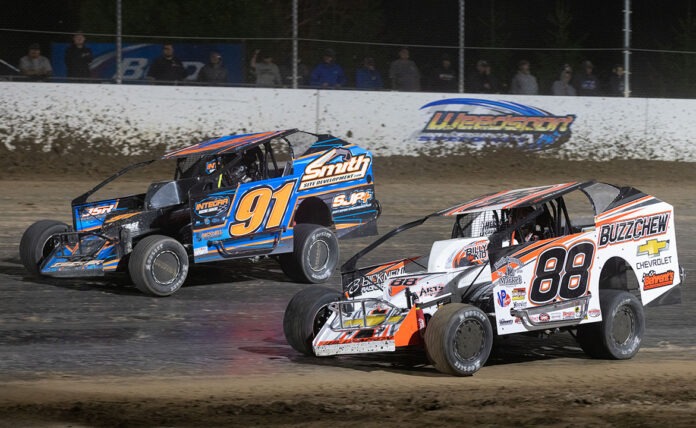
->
454 211 499 238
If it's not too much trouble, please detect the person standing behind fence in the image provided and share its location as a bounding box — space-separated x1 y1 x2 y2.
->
389 47 420 91
250 50 281 87
198 51 227 85
509 60 538 95
468 59 501 93
19 43 52 81
551 64 576 96
428 54 457 92
573 60 601 96
310 49 346 88
64 32 93 81
355 57 383 90
609 64 625 96
147 43 187 83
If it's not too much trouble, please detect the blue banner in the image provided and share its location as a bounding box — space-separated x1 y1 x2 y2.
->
51 42 244 83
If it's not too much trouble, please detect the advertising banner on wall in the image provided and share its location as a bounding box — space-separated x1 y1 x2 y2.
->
50 42 244 83
415 98 576 150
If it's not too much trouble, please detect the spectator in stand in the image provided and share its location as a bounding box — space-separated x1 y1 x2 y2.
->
428 54 457 92
573 60 601 96
250 50 281 87
609 64 626 96
198 51 228 85
355 57 383 90
19 43 52 81
389 47 420 91
468 59 500 93
310 49 346 88
509 59 538 95
147 43 187 83
551 64 576 96
64 31 93 81
280 56 309 87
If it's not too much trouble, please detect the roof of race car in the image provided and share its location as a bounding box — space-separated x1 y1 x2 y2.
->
437 181 590 216
162 129 296 159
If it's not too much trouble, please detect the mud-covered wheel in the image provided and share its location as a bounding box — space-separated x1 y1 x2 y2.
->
19 220 69 276
283 285 341 355
424 303 493 376
278 224 338 283
128 235 189 297
576 289 645 359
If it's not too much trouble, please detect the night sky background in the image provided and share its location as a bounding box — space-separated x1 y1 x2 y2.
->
1 0 695 97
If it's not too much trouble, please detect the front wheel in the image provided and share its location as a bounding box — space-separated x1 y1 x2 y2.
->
278 224 339 283
576 289 644 359
19 220 69 276
424 303 493 376
283 286 341 355
128 235 189 297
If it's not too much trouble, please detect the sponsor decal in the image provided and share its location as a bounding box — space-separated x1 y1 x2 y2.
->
589 309 601 318
539 313 551 323
494 256 524 286
497 290 511 307
200 229 223 240
418 284 445 298
512 301 527 309
194 247 208 256
643 270 675 290
452 239 489 267
636 256 672 270
598 212 669 247
512 287 526 300
346 266 405 297
562 311 580 320
637 238 669 257
52 260 102 268
205 159 218 174
300 148 371 190
416 98 576 150
81 203 117 218
194 196 231 217
332 189 374 212
499 319 514 326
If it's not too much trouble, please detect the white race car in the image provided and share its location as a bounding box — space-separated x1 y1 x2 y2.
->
284 181 684 376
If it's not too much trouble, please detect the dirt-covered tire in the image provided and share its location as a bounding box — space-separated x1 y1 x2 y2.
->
128 235 189 297
278 224 338 283
283 285 341 355
424 303 493 376
19 220 69 276
576 289 645 359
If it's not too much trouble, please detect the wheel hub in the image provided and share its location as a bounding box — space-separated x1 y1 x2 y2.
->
152 250 181 285
612 306 636 345
308 240 330 272
454 319 485 360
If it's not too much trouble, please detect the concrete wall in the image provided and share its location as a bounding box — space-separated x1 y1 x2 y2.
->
1 82 694 161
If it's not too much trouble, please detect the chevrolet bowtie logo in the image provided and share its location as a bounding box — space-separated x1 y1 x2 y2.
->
637 238 669 257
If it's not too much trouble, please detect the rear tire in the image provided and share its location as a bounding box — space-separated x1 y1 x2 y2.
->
576 289 644 359
283 286 341 355
424 303 493 376
19 220 69 276
128 235 189 297
279 224 338 283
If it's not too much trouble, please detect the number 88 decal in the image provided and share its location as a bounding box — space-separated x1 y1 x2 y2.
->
530 241 595 305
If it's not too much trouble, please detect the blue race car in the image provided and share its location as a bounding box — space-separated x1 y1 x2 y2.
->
20 129 380 296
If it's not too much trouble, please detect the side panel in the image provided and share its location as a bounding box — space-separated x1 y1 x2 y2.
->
594 199 680 305
491 231 600 335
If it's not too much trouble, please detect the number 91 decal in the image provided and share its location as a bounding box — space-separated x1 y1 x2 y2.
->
229 180 295 236
529 241 595 305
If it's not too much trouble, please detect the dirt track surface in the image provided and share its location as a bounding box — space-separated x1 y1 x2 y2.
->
1 156 695 427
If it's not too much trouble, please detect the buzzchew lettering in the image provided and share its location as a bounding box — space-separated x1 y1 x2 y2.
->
599 213 669 247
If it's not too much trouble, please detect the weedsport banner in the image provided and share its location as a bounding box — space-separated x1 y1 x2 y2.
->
50 42 244 83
